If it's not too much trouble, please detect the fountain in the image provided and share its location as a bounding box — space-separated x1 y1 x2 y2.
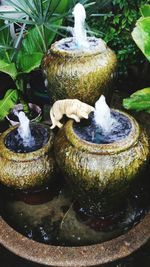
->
72 3 89 49
0 112 56 189
0 3 150 267
0 96 150 266
94 95 117 133
54 96 149 216
43 3 117 105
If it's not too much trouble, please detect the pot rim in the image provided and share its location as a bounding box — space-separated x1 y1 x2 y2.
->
65 109 140 155
49 37 108 58
6 103 42 127
0 212 150 266
0 123 53 161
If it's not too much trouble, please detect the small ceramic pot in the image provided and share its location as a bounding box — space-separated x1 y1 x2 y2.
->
0 123 56 190
54 110 149 215
6 103 42 126
43 37 117 105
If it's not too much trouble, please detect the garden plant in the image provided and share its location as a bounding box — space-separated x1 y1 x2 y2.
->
123 4 150 113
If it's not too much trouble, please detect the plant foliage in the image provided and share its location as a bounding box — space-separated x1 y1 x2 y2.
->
89 0 150 75
0 0 71 77
0 0 71 119
132 4 150 62
123 5 150 114
123 88 150 113
0 89 18 120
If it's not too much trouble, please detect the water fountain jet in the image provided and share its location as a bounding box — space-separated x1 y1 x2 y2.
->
94 95 117 133
0 116 56 189
72 3 89 49
54 99 149 216
0 3 149 264
0 101 149 265
43 4 117 105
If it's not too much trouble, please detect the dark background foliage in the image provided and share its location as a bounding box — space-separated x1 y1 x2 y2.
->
89 0 150 83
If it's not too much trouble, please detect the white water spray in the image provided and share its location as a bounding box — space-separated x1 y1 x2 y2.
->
15 111 35 147
72 3 89 49
94 95 117 133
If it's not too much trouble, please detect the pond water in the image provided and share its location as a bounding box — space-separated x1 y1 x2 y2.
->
0 162 150 247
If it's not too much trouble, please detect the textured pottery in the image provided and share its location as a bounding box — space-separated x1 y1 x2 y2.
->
43 37 117 105
0 213 150 266
54 110 149 215
0 123 56 189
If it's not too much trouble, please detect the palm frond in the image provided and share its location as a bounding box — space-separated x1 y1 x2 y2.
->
43 0 52 21
0 15 35 25
84 2 96 8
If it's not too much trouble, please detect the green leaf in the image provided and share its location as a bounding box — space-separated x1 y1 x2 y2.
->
132 17 150 62
123 88 150 113
0 21 18 78
0 21 13 62
0 89 18 120
20 27 45 54
0 59 17 79
131 88 150 98
16 18 63 73
17 52 43 73
45 0 70 19
140 5 150 17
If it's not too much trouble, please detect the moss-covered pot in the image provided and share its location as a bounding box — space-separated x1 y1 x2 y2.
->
54 110 149 215
42 37 117 105
0 123 56 190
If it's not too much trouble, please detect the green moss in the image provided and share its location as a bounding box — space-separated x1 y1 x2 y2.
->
43 38 117 105
0 125 56 190
54 113 149 215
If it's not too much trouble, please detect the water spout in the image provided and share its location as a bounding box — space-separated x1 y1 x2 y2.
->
72 3 89 49
94 95 117 133
16 111 35 147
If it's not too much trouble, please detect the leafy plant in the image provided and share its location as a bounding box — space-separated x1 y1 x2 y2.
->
123 88 150 112
132 4 150 62
123 5 150 113
0 0 108 118
89 0 150 75
0 0 71 120
0 89 18 120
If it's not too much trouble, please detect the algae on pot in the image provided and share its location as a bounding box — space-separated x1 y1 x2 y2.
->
0 123 56 190
43 4 117 105
54 107 149 216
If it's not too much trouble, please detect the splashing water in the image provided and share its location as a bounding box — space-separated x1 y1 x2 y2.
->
94 95 117 133
73 95 131 144
72 3 89 49
16 111 35 147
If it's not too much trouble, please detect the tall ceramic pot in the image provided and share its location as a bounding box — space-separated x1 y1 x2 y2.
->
42 37 117 105
54 110 149 215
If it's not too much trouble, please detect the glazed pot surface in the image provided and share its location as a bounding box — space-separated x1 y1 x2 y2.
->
43 37 117 105
0 123 56 189
54 110 149 215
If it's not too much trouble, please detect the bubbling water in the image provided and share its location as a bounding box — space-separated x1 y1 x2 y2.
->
94 95 118 134
72 3 89 49
15 111 35 148
73 95 132 144
57 3 106 52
